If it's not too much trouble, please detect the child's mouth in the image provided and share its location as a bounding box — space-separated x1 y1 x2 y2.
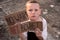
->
32 16 36 17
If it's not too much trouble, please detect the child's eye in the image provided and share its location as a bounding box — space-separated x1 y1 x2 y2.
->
35 9 38 11
29 9 32 11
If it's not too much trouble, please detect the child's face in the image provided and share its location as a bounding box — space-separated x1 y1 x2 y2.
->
26 3 41 21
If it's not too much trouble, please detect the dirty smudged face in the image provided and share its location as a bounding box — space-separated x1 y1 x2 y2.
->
26 3 41 21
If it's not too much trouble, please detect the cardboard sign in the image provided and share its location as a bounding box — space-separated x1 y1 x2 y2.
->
7 21 43 35
4 11 28 26
20 21 43 33
4 11 28 35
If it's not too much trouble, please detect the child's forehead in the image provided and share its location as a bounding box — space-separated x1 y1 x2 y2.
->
26 3 40 8
26 3 40 6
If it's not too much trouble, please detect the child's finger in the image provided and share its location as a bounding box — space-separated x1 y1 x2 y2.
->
35 28 42 33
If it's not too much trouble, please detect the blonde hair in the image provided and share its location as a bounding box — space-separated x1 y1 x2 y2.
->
25 0 40 7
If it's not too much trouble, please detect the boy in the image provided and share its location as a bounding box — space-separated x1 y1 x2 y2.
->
20 0 48 40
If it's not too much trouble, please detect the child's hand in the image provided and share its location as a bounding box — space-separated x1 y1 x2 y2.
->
34 28 43 40
34 28 42 37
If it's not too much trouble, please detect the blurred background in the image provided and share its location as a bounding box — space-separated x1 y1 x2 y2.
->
0 0 60 40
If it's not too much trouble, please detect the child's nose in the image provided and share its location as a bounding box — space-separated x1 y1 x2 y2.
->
32 10 35 14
